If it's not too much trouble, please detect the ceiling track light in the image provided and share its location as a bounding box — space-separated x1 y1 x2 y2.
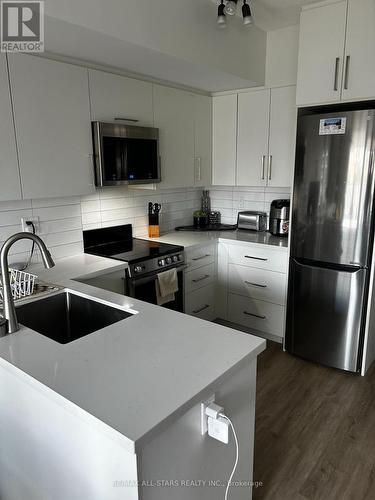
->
224 0 238 16
242 0 253 26
217 0 227 28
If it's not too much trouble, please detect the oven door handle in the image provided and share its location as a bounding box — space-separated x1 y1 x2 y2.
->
129 264 188 285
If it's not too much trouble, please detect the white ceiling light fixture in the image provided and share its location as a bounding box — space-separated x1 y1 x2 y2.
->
224 0 238 16
216 0 254 28
217 0 227 27
242 0 253 26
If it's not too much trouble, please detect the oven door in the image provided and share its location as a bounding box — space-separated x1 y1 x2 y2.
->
126 266 185 312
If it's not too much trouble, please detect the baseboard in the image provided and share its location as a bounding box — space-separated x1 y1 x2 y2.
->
213 318 283 344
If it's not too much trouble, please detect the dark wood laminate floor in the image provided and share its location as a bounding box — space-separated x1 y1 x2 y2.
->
253 342 375 500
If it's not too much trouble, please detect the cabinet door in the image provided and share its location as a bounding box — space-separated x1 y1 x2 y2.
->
212 95 236 186
193 94 212 187
237 89 270 187
0 54 21 201
342 0 375 101
8 55 94 199
153 85 194 188
296 1 347 106
89 70 153 126
268 86 297 188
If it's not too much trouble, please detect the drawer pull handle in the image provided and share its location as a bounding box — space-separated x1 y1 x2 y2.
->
245 281 267 288
192 275 210 283
243 311 266 320
192 254 211 261
193 304 210 314
244 255 268 261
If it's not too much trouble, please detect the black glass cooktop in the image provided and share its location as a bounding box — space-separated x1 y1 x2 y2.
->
83 224 183 264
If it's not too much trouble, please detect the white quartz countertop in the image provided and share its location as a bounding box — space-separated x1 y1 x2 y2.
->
141 229 289 250
0 254 266 453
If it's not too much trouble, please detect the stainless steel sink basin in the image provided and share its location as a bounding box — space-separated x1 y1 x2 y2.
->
17 291 133 344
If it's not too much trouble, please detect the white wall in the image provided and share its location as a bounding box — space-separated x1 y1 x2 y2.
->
265 25 300 87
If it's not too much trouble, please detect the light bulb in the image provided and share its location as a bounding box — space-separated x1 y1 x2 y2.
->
217 2 227 27
225 0 237 16
242 1 253 26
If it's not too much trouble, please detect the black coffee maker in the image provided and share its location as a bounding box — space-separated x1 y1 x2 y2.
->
269 199 290 237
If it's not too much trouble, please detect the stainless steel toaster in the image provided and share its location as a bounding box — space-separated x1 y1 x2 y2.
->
237 211 268 232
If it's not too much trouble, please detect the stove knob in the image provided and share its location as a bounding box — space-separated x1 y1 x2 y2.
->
173 255 178 262
178 254 182 261
158 259 165 266
134 265 143 273
166 257 172 265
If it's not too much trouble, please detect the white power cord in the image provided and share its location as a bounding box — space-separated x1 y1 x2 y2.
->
219 413 239 500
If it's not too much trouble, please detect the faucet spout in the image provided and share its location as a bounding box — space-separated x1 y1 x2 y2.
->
0 232 55 334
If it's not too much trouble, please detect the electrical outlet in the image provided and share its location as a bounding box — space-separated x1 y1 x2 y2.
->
21 216 39 233
201 394 216 435
238 197 245 209
208 416 229 444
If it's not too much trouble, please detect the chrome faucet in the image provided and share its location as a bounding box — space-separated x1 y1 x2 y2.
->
0 233 55 334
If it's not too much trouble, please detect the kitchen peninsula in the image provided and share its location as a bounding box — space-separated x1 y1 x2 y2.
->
0 254 265 500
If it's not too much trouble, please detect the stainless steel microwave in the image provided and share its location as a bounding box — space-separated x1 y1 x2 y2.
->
92 122 161 186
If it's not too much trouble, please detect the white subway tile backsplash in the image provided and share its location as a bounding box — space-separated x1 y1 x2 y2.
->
81 211 101 225
0 185 289 266
81 200 101 213
31 196 80 208
39 217 82 235
33 204 81 221
0 200 32 211
100 197 133 211
0 209 33 226
50 241 84 260
45 230 83 247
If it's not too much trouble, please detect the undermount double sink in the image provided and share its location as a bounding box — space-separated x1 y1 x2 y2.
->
16 291 133 344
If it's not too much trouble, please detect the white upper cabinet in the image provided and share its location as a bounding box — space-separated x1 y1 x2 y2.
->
193 94 212 187
268 86 297 188
213 87 296 188
0 55 21 201
237 89 270 187
8 55 94 199
342 0 375 101
296 1 347 106
297 0 375 106
153 85 195 188
212 94 237 186
88 70 154 126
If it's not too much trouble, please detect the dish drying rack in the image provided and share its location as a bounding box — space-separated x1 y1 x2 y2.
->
0 268 37 302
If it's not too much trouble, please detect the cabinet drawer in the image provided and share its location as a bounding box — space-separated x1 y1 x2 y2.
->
228 293 284 337
228 264 286 305
186 244 215 271
185 285 215 321
186 263 215 293
228 244 288 273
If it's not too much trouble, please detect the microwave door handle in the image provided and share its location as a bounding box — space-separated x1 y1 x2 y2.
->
122 139 128 182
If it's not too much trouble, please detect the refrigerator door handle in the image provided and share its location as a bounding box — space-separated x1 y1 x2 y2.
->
292 257 364 273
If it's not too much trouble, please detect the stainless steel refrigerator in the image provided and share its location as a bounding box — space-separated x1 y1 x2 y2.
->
286 109 375 373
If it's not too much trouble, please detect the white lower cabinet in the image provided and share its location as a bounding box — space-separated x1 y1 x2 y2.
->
184 243 217 322
185 285 215 321
220 241 288 341
185 263 215 293
183 239 288 339
228 264 286 305
227 294 285 338
228 243 288 273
